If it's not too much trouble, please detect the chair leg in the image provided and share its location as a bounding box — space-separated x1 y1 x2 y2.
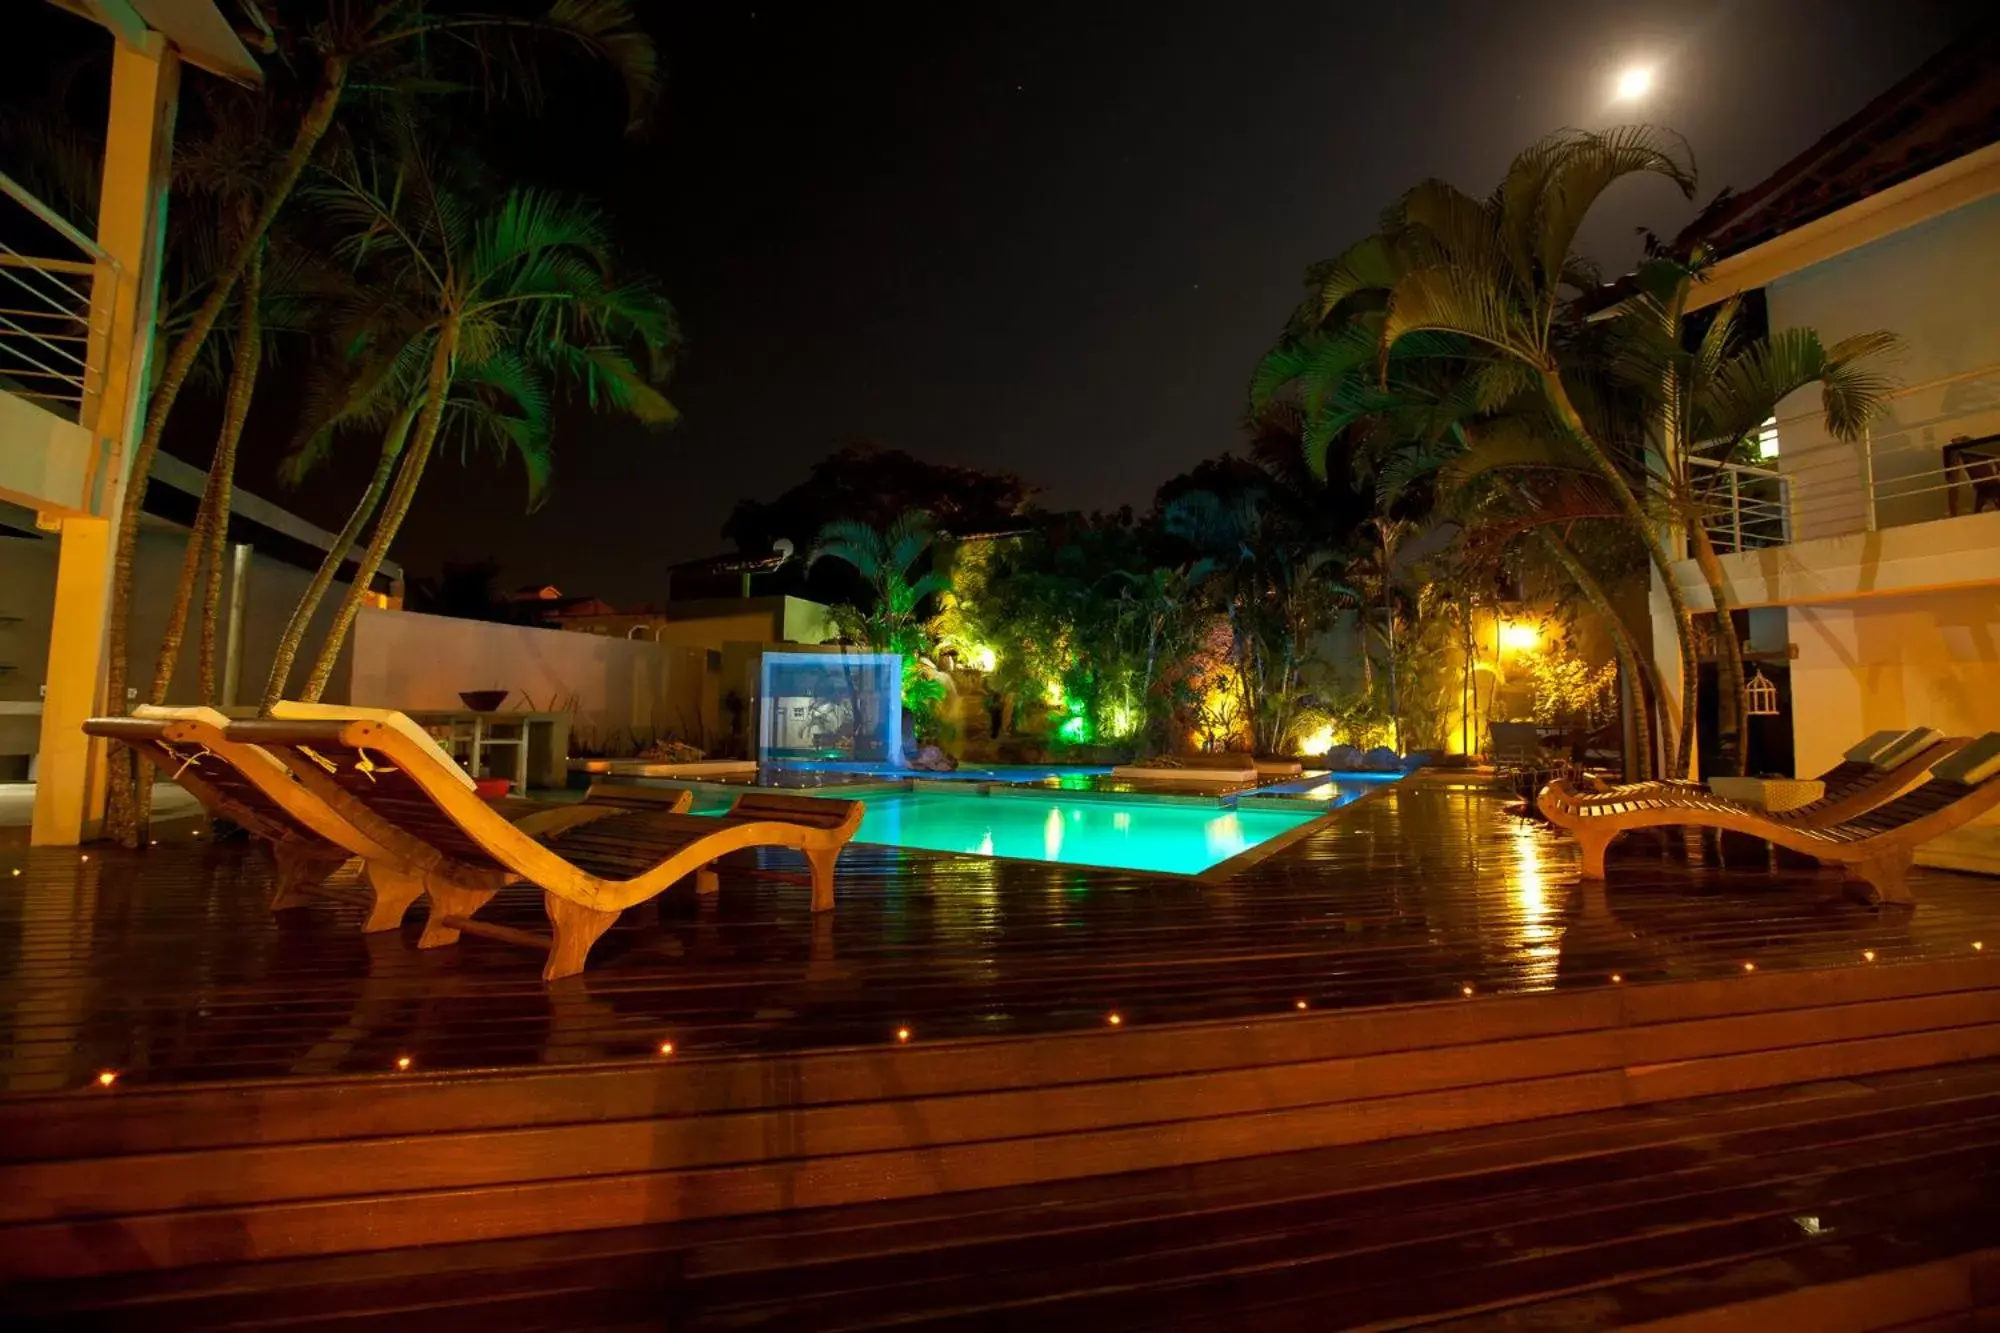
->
694 866 720 896
419 875 502 949
270 842 342 911
362 862 427 934
1576 828 1617 881
1846 847 1916 906
806 846 841 913
544 893 619 981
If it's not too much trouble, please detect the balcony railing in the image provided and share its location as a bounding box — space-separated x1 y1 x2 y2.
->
0 170 112 424
1689 456 1791 553
1686 364 2000 552
1770 363 2000 542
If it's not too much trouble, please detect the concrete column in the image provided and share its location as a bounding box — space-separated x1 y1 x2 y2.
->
220 541 251 705
31 36 180 845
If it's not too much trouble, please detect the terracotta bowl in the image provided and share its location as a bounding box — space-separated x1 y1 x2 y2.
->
458 689 509 712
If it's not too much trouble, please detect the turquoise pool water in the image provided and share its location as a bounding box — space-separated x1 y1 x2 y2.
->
838 791 1318 875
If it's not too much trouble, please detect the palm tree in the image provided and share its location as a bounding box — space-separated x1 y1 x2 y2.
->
280 150 678 704
1261 128 1708 774
807 509 951 659
1605 258 1896 775
261 336 562 709
102 0 659 839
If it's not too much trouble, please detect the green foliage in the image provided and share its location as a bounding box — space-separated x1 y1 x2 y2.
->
1528 650 1620 732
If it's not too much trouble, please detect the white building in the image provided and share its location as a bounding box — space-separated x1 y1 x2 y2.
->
1658 36 2000 872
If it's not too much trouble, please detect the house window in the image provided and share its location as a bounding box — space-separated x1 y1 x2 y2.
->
1755 417 1780 460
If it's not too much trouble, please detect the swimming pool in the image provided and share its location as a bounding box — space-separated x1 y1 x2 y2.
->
835 790 1319 875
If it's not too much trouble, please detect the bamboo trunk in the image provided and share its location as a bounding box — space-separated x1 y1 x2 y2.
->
1687 524 1749 778
1542 373 1700 779
260 403 415 712
104 59 351 842
299 326 457 703
196 245 264 703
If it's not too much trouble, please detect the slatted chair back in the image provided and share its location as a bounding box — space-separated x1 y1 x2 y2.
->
223 719 506 875
727 791 864 834
83 717 313 848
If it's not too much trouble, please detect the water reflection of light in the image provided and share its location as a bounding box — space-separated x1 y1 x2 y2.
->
1511 821 1561 990
1113 811 1131 832
1204 812 1246 861
1044 807 1064 861
976 832 994 858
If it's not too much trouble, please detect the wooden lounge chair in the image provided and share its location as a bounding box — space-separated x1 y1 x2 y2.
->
156 711 631 933
224 717 864 979
1569 728 1965 830
1540 733 2000 903
83 710 367 915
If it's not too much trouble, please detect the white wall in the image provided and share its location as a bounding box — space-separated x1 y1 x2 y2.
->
1769 192 2000 539
1788 587 2000 806
345 606 675 750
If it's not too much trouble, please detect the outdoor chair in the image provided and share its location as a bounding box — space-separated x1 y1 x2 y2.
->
84 708 370 916
1539 732 2000 903
87 707 613 932
1570 728 1964 829
225 716 864 979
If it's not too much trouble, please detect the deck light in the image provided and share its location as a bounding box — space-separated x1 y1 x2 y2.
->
895 1028 910 1043
1461 985 1474 997
9 868 18 877
1976 942 1986 952
658 1041 675 1056
1743 962 1756 973
394 1055 412 1071
1107 1012 1122 1027
1295 1000 1308 1011
1610 973 1622 983
1863 950 1875 962
79 854 89 862
96 1070 117 1088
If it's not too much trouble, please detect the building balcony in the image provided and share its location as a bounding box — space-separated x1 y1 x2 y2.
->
1676 363 2000 610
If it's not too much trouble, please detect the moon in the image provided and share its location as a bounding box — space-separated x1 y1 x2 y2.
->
1614 66 1654 102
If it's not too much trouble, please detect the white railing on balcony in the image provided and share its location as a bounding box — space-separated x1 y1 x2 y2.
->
0 170 111 424
1770 362 2000 542
1689 456 1791 553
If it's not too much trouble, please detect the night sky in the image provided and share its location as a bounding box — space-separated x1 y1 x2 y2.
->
18 2 1996 602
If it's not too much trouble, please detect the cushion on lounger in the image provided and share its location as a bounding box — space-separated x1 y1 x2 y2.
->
134 704 288 774
1870 726 1943 769
1933 733 2000 787
1843 729 1912 764
269 701 477 790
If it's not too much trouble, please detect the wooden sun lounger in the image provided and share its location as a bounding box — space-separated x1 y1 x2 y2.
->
1567 729 1966 830
225 718 864 980
84 716 383 921
1540 733 2000 903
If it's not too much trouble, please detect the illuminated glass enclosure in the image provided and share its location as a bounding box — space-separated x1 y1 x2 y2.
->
758 651 905 769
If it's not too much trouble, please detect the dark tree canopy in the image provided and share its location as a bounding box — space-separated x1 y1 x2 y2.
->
722 441 1036 556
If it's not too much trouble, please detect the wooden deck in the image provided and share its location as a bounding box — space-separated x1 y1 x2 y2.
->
5 776 1997 1091
4 777 2000 1323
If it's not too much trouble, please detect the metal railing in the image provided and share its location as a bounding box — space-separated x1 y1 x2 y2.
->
1683 363 2000 552
0 170 112 423
1689 456 1791 553
1768 362 2000 541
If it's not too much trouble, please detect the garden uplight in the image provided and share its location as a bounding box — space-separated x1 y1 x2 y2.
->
1499 622 1541 653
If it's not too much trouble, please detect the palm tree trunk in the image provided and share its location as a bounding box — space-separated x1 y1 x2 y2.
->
1541 372 1699 778
260 402 415 713
104 57 351 841
1531 528 1659 781
1379 530 1402 754
299 326 457 703
197 243 263 704
1686 524 1750 778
